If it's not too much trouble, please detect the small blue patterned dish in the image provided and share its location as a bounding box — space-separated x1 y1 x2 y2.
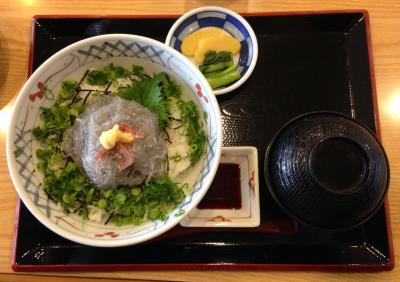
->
165 6 258 95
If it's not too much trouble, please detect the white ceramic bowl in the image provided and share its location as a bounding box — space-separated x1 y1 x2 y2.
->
6 34 222 247
165 6 259 95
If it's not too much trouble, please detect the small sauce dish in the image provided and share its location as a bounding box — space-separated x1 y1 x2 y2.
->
180 146 260 228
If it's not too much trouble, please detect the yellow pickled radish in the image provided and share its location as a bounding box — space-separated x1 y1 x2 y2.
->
194 36 241 62
181 27 229 56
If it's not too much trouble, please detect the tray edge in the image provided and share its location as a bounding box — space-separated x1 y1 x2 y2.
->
11 10 394 272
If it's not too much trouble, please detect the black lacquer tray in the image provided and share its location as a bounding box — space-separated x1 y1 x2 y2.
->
12 11 394 271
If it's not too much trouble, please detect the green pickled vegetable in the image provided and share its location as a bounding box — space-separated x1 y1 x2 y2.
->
207 71 241 89
199 50 240 89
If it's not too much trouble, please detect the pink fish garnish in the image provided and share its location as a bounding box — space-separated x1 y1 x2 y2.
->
118 123 142 138
95 123 141 171
114 142 135 171
95 147 108 161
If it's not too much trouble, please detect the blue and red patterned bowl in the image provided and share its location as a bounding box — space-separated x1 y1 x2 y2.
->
6 34 222 247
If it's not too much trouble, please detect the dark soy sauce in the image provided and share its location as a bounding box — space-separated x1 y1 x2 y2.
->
197 163 242 209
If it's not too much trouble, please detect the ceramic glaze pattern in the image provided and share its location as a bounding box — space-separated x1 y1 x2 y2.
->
9 35 221 246
169 10 254 75
77 40 168 66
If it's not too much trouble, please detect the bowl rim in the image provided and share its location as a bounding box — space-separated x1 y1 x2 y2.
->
165 6 259 96
6 33 222 247
263 110 390 230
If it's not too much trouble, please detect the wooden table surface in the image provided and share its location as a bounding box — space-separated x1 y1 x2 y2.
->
1 0 400 281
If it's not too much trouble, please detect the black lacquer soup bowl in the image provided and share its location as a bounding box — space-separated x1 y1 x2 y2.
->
264 112 390 230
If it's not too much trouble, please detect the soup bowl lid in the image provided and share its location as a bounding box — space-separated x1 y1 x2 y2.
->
264 111 390 230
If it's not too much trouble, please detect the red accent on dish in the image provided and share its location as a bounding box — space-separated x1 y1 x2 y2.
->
94 231 120 238
207 215 232 222
195 83 203 97
195 83 210 103
28 56 75 102
248 170 255 198
28 82 45 101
